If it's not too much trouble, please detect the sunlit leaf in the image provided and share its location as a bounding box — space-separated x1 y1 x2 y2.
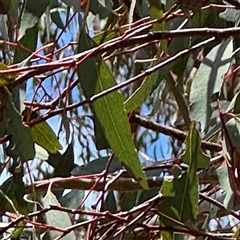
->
77 27 148 189
31 121 63 154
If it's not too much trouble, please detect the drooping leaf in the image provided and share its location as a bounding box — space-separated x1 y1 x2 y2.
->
62 0 81 12
89 0 113 19
90 114 110 150
71 156 122 176
216 162 234 211
0 174 28 215
0 92 35 161
51 9 65 29
120 191 137 211
190 39 233 131
182 122 210 169
149 0 167 52
18 0 51 40
158 122 208 233
48 143 74 177
77 26 148 189
10 221 26 239
104 191 117 213
42 190 75 240
59 190 84 210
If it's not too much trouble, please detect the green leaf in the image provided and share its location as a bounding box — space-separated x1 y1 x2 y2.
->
120 191 137 211
71 156 122 176
158 122 208 230
62 0 81 12
18 0 51 40
148 0 167 51
10 221 26 239
59 190 84 209
51 10 65 29
90 114 110 150
0 92 35 161
31 121 63 154
48 143 74 177
42 190 75 240
89 0 113 19
0 174 28 215
190 39 233 131
216 162 234 211
182 122 210 169
104 191 117 213
124 67 160 113
77 27 148 189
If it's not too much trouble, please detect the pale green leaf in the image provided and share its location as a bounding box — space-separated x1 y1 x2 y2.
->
190 39 233 131
42 190 75 239
18 0 51 40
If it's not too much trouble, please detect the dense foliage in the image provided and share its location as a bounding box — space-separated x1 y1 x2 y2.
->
0 0 240 239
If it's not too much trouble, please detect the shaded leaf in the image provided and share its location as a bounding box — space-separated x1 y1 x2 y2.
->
42 190 75 240
18 0 51 40
90 114 110 150
71 156 122 176
216 162 234 211
158 123 207 230
1 92 35 161
104 191 117 213
62 0 81 12
89 0 113 19
51 10 65 29
77 27 148 189
190 39 233 131
182 122 210 169
0 174 27 215
59 190 84 210
120 191 137 211
48 143 74 177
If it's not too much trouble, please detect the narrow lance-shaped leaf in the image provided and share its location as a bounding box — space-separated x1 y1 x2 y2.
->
158 122 210 238
77 24 148 189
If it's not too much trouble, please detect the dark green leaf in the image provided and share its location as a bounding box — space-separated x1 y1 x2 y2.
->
59 190 84 209
104 191 117 213
48 143 74 177
1 92 35 161
51 10 65 29
71 156 122 176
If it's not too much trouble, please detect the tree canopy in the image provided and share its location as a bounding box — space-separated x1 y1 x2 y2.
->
0 0 240 239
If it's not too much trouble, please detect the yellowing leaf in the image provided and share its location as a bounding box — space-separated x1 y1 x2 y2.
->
0 63 18 86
